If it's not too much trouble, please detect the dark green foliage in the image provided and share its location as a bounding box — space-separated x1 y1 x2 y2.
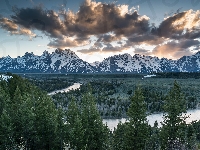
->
155 72 200 79
112 122 129 149
160 81 188 149
0 73 63 149
145 121 160 150
66 92 110 150
1 73 200 149
25 73 200 118
186 124 197 149
190 120 200 142
66 97 85 149
125 87 150 149
29 77 74 93
113 87 150 150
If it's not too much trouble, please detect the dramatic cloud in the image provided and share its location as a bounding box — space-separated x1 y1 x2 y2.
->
0 17 18 31
0 0 150 49
155 9 200 39
102 43 125 52
48 37 90 49
152 39 200 59
11 6 64 39
97 34 122 43
78 41 129 54
77 47 101 54
93 41 103 48
127 34 165 45
61 0 149 37
134 48 152 56
0 17 35 37
0 0 200 58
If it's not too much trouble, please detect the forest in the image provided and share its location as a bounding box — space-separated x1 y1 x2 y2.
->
1 73 200 149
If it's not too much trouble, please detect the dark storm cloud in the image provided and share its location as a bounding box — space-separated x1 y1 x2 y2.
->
183 29 200 39
178 39 200 48
0 0 150 49
48 39 78 48
78 42 129 54
193 45 200 51
77 40 103 54
11 6 64 39
94 41 103 48
117 41 123 45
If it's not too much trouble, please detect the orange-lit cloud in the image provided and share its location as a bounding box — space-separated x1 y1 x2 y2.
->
0 0 200 59
152 39 200 59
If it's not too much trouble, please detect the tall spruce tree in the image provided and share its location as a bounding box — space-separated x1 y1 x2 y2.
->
0 74 62 149
0 86 14 149
124 87 150 149
112 121 129 149
146 121 160 150
80 91 109 149
66 97 84 149
66 90 110 149
160 81 188 149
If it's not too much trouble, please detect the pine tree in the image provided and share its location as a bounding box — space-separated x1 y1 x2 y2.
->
0 85 14 149
66 92 110 149
9 86 24 147
80 92 109 149
124 87 150 149
160 81 188 149
186 124 197 150
56 108 66 149
34 94 59 149
112 121 129 149
66 97 84 149
146 121 160 150
0 74 63 149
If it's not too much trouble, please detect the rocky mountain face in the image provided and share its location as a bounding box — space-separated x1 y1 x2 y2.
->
97 52 200 73
0 49 200 73
0 49 95 73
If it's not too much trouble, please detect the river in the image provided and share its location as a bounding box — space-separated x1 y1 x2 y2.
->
48 83 200 130
103 109 200 130
48 83 81 95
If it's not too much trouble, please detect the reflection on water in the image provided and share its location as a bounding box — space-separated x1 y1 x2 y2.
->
104 109 200 130
48 83 81 95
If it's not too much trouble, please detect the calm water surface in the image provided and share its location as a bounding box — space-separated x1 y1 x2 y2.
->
48 83 200 130
103 109 200 130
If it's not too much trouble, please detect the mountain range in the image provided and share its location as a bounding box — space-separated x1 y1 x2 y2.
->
0 49 200 73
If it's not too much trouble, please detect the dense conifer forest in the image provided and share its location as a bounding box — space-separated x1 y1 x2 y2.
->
1 73 200 149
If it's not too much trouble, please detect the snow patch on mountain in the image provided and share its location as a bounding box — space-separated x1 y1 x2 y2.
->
0 74 12 81
0 49 200 73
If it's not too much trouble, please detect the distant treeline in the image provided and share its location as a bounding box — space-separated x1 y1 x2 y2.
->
155 72 200 79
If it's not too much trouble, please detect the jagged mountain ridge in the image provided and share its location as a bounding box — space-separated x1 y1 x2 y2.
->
0 49 95 73
0 49 200 73
97 52 200 73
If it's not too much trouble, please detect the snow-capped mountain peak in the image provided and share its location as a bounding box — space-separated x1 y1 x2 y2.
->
0 49 200 73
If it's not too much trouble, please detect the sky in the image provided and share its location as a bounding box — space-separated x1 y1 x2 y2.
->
0 0 200 63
